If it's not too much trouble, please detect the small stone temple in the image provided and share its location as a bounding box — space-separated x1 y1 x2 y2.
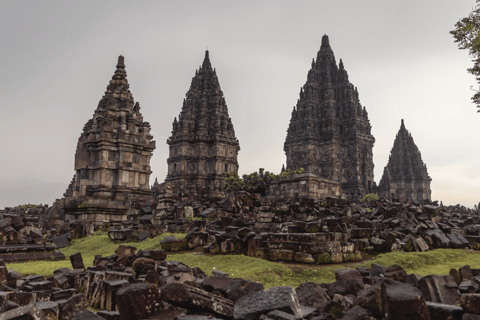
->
165 51 240 197
62 56 156 221
284 35 375 199
377 119 431 201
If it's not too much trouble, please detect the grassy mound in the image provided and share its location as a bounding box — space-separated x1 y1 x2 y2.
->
6 232 480 289
360 249 480 276
7 232 185 276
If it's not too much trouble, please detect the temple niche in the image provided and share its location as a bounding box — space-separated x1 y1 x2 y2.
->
62 56 156 221
284 35 375 199
165 51 240 197
377 119 432 201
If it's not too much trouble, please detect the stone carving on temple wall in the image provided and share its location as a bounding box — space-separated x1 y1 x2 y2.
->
62 56 156 221
377 119 432 201
284 35 375 199
164 51 240 198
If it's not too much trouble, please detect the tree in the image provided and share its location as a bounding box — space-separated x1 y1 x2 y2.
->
451 0 480 112
224 167 305 195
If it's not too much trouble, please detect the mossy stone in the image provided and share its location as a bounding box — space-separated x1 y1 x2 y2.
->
331 252 343 264
294 252 315 264
314 252 331 264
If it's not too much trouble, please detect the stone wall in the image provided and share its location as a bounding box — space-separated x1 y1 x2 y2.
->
266 173 342 200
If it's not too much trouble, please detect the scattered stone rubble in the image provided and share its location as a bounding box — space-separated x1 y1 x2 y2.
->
110 187 480 265
0 206 94 263
1 244 480 319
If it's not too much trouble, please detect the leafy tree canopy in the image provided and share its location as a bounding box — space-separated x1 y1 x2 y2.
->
451 0 480 112
225 167 305 195
360 193 379 203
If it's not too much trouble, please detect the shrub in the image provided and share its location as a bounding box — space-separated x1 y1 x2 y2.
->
360 193 379 203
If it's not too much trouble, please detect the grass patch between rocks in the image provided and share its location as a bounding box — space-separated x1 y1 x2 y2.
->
6 231 480 289
7 231 185 276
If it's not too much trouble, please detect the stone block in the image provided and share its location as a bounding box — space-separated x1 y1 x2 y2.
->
116 283 161 320
60 293 87 320
294 252 315 264
53 234 69 248
162 283 234 318
226 280 264 303
381 279 430 320
417 274 460 305
233 286 302 320
69 252 85 270
295 282 330 308
313 252 331 265
35 301 59 320
269 250 294 262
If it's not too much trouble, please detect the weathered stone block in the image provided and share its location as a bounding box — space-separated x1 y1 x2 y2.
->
162 283 234 318
294 252 315 264
234 286 302 320
116 283 161 320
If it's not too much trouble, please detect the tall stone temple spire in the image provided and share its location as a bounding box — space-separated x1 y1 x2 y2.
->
63 56 156 221
166 50 240 197
284 35 375 198
378 119 431 201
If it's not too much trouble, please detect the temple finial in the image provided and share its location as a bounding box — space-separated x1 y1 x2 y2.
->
117 55 125 68
321 34 330 47
202 50 211 69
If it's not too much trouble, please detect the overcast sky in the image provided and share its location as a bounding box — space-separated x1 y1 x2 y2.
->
0 0 479 208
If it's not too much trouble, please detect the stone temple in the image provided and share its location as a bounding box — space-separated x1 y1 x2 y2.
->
284 35 375 198
165 51 240 197
377 119 431 201
62 56 156 221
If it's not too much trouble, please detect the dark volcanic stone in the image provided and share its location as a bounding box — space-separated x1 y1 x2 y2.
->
234 286 302 320
381 279 430 320
295 282 330 308
116 283 161 320
226 279 264 303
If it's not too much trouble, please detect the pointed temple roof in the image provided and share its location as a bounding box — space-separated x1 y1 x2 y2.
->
169 50 238 143
285 34 373 146
379 119 431 186
94 55 136 110
67 55 155 221
283 34 375 196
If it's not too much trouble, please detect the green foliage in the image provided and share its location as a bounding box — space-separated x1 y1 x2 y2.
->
278 168 305 180
450 0 480 112
360 193 379 203
78 201 88 208
224 167 305 195
14 203 43 209
224 171 245 193
242 168 278 195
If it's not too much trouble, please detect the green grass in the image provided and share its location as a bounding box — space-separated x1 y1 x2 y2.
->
359 249 480 276
7 231 480 289
7 231 185 277
166 252 345 288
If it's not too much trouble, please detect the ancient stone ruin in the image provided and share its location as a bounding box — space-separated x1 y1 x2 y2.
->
377 119 432 201
165 50 240 198
62 56 156 222
284 35 375 199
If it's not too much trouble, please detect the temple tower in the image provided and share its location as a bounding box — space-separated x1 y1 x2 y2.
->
165 51 240 197
284 35 375 198
63 56 156 221
378 119 431 201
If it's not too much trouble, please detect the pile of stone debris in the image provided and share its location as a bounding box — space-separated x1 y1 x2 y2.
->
2 244 480 319
0 206 94 263
109 190 480 265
